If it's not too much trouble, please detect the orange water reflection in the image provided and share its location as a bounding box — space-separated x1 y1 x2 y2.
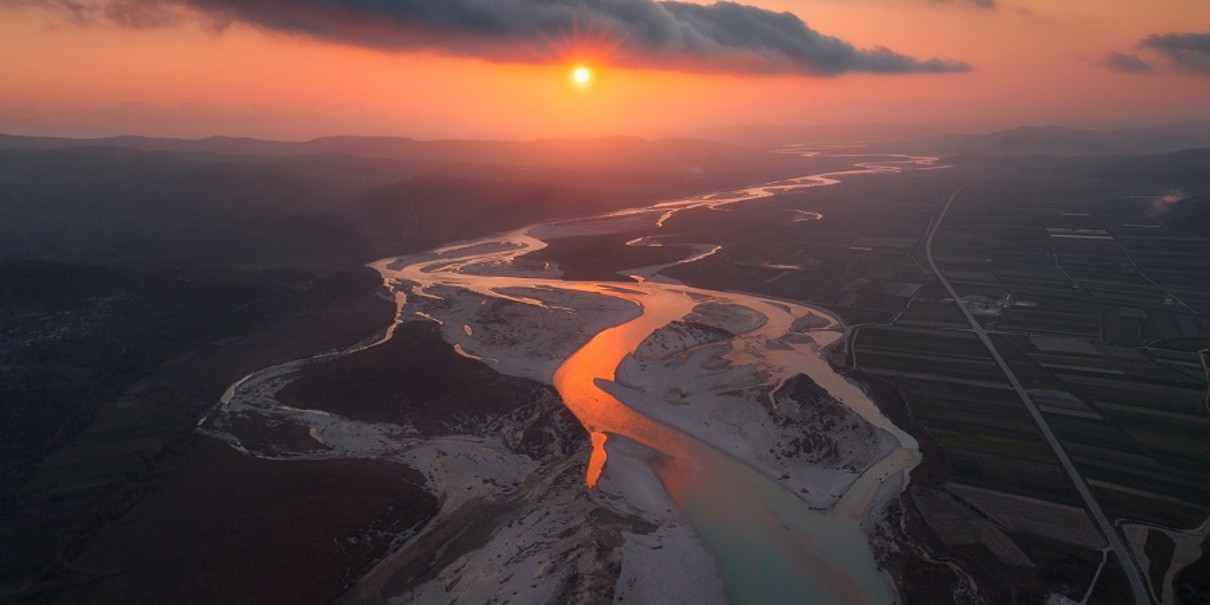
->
586 431 608 487
550 286 694 488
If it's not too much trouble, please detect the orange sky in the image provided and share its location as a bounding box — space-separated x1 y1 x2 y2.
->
2 0 1209 140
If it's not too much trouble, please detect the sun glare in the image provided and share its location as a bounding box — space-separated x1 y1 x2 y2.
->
572 65 592 86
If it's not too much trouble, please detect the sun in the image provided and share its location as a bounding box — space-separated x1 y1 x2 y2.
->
572 65 592 86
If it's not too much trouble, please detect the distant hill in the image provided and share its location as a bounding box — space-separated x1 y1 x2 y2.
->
0 133 760 175
0 137 818 267
662 120 1210 154
11 122 1210 160
929 122 1210 157
664 122 951 148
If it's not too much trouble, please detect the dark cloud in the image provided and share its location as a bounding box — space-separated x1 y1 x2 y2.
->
0 0 93 23
3 0 971 76
1098 51 1153 74
1141 32 1210 75
929 0 996 9
0 0 181 26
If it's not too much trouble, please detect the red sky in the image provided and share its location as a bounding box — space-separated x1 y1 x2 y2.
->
2 0 1209 140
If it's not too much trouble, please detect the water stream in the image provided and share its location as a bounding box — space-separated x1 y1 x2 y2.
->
366 152 938 603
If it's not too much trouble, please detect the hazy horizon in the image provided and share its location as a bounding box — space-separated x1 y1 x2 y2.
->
7 117 1210 146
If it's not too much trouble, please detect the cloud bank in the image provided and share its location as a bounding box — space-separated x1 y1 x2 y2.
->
1141 32 1210 75
3 0 971 76
930 0 996 9
1098 51 1153 74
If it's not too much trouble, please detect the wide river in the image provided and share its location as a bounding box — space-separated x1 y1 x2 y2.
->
369 152 938 603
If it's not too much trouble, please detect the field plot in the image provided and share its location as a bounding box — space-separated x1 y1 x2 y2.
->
655 156 1210 602
854 326 1005 385
894 297 969 329
839 156 1210 602
945 483 1105 550
916 164 1210 533
1113 230 1210 314
911 486 1035 568
852 327 1083 505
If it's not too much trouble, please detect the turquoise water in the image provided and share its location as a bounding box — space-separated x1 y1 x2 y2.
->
661 449 894 605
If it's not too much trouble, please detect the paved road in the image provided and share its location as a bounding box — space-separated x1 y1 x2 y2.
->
924 179 1151 605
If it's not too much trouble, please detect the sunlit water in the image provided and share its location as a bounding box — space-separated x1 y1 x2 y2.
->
366 152 939 604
